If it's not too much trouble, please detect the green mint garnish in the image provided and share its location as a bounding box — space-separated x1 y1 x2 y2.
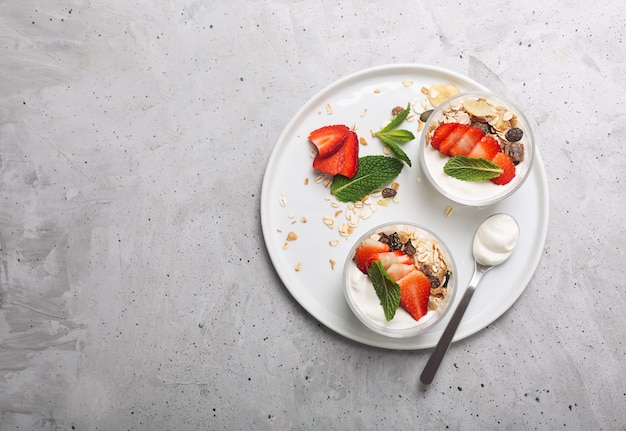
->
368 260 401 321
374 103 415 166
443 156 503 181
378 103 411 133
376 134 413 166
331 155 403 202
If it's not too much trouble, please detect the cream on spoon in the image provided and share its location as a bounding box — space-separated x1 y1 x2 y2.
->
420 213 519 385
473 213 520 266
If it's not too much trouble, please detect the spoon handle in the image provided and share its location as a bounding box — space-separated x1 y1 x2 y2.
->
420 264 489 385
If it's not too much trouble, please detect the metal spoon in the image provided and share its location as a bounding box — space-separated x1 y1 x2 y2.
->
420 214 519 385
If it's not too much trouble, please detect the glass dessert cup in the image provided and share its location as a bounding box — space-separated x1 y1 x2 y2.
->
419 91 535 207
344 222 458 338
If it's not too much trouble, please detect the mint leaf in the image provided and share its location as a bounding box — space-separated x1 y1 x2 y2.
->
384 129 415 142
368 260 401 321
377 134 412 167
331 155 403 202
375 103 415 166
444 156 503 181
379 103 411 133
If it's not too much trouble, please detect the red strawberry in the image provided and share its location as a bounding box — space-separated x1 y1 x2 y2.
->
398 269 431 321
490 152 516 185
313 144 345 175
432 123 482 156
430 122 456 150
354 238 390 273
337 130 359 178
385 263 415 281
369 250 413 270
467 135 502 160
449 126 484 157
308 125 349 158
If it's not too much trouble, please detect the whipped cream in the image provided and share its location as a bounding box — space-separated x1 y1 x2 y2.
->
472 214 519 266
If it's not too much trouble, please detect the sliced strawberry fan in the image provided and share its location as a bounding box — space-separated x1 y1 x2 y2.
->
431 122 517 185
308 125 359 178
353 239 432 321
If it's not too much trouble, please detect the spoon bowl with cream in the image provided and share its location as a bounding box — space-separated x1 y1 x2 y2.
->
420 213 519 385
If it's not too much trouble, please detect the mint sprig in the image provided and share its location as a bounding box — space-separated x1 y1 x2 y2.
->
368 260 401 321
374 103 415 166
443 156 503 181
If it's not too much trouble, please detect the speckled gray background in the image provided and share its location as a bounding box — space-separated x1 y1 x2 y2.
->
1 1 625 430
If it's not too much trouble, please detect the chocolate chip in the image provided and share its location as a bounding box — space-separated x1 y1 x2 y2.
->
471 121 491 135
381 187 397 198
503 142 525 164
403 240 416 256
505 127 524 142
391 106 404 116
385 232 402 251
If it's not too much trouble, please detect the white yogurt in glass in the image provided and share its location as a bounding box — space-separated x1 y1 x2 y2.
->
347 262 436 330
422 149 512 203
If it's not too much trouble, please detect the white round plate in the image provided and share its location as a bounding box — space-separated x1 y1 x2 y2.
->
261 64 549 350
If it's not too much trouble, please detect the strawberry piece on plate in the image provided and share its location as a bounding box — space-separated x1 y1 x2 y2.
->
337 130 359 178
490 152 516 185
354 238 391 273
467 135 501 160
313 145 345 175
308 125 349 158
398 269 431 321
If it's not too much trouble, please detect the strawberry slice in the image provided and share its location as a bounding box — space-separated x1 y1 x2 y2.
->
490 152 516 185
398 269 431 321
430 122 455 151
449 125 484 157
437 124 463 155
368 250 413 271
337 130 359 178
467 135 501 160
385 263 415 281
432 123 482 156
313 144 345 175
354 238 390 273
308 125 349 158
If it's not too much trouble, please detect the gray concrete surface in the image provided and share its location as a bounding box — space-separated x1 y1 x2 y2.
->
1 1 625 429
